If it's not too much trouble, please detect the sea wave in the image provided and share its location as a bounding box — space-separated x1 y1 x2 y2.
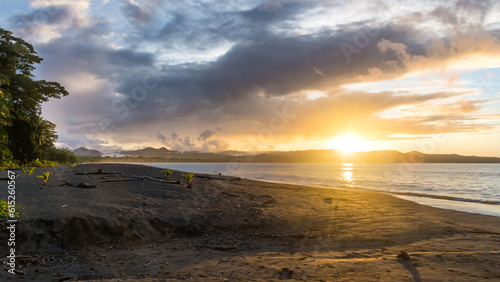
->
384 191 500 205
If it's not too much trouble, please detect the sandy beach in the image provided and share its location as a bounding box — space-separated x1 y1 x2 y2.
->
1 163 500 281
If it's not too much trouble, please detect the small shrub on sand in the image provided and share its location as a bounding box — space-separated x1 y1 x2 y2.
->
161 168 174 180
182 172 195 188
37 171 52 185
28 167 35 175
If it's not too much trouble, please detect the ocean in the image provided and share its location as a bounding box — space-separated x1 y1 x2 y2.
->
138 162 500 217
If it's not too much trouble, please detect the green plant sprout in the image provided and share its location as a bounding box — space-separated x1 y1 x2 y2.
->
37 171 52 185
161 168 174 180
21 167 35 175
182 172 195 188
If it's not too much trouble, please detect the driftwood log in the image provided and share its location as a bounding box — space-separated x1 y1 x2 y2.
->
100 178 139 182
134 175 181 184
196 174 240 180
145 176 181 184
100 176 181 184
76 171 123 175
59 181 97 188
195 244 239 251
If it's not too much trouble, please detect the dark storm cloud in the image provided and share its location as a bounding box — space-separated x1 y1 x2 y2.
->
40 40 154 77
123 0 312 54
8 2 157 137
157 133 167 143
121 0 154 23
430 0 492 25
107 10 500 138
109 49 155 67
198 130 216 141
13 6 156 83
11 6 72 26
112 23 428 128
8 2 112 41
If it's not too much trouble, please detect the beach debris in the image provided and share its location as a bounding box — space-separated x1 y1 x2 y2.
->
397 251 411 261
77 182 97 188
132 175 181 184
196 174 240 180
58 181 97 188
100 175 181 184
221 191 240 197
101 177 140 182
323 197 333 204
195 244 238 251
278 268 294 280
143 176 181 184
76 170 123 175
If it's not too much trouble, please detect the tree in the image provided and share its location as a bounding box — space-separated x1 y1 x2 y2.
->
42 147 79 163
0 28 68 163
0 74 12 161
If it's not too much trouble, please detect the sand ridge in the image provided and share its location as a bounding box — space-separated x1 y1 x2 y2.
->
1 163 499 281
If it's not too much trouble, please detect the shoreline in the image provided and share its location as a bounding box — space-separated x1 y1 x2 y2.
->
135 161 500 218
233 177 500 218
241 177 500 217
1 163 499 280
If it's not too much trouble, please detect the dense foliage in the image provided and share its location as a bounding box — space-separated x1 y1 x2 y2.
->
0 28 69 165
42 147 79 163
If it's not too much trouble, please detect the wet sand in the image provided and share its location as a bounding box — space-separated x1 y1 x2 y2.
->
1 163 499 281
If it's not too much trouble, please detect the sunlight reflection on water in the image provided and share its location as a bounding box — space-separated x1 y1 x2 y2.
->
341 163 353 182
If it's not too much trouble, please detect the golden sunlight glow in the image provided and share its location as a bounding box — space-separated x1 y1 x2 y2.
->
330 135 368 154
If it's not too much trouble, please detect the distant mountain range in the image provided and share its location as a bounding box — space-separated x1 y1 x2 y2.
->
74 147 500 163
248 150 500 163
119 147 175 158
73 147 102 157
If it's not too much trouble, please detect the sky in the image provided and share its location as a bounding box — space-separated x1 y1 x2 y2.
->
1 0 500 156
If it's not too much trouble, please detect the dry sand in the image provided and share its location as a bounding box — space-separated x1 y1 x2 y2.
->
1 163 499 281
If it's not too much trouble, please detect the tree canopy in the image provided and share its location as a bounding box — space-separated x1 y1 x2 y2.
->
0 27 69 164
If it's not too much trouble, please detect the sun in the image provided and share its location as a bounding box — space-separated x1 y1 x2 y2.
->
329 135 368 154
